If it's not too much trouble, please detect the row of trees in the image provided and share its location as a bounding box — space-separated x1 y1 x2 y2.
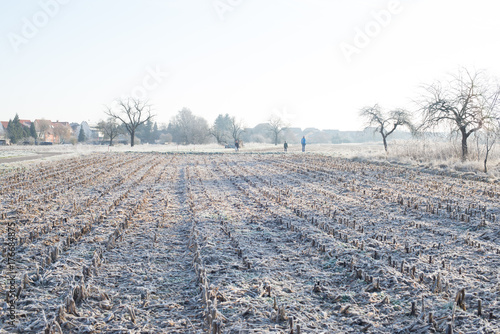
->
7 68 498 164
102 98 289 147
359 68 500 171
106 70 498 153
5 104 242 147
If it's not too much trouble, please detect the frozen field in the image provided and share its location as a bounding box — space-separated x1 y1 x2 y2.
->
0 151 499 333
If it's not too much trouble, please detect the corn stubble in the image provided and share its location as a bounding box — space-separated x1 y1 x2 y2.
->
0 152 498 333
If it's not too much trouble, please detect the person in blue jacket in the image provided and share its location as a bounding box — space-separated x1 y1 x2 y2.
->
301 136 306 152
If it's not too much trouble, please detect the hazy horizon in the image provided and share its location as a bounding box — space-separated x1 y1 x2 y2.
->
2 0 500 131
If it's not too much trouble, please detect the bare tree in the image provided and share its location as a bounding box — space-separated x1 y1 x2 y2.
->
97 118 122 146
209 114 232 145
481 113 500 173
169 108 209 145
35 119 52 141
104 98 154 147
480 85 500 172
53 124 72 144
481 130 496 173
192 115 210 144
230 116 244 143
419 68 498 160
268 114 288 145
359 104 413 152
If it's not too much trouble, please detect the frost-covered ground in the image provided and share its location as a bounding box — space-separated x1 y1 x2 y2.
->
2 141 499 182
0 150 37 158
1 152 499 333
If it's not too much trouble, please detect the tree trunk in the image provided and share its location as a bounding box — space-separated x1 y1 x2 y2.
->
484 136 490 173
484 153 488 173
109 137 114 146
130 130 135 147
382 134 388 152
460 128 468 161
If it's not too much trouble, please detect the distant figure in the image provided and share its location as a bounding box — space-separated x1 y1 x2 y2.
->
284 141 288 152
301 136 306 152
235 139 239 152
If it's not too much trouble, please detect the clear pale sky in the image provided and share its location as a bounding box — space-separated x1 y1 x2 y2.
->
2 0 500 130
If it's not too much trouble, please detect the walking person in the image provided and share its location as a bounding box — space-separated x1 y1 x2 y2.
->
284 141 288 152
301 136 306 152
235 139 239 152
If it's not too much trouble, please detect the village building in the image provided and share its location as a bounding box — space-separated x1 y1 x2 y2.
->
0 119 74 144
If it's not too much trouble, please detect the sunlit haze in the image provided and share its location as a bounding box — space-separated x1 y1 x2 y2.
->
2 0 500 130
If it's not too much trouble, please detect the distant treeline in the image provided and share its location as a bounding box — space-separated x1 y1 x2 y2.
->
128 109 411 146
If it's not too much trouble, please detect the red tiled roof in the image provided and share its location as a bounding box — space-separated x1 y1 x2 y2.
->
1 120 70 129
1 120 33 129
